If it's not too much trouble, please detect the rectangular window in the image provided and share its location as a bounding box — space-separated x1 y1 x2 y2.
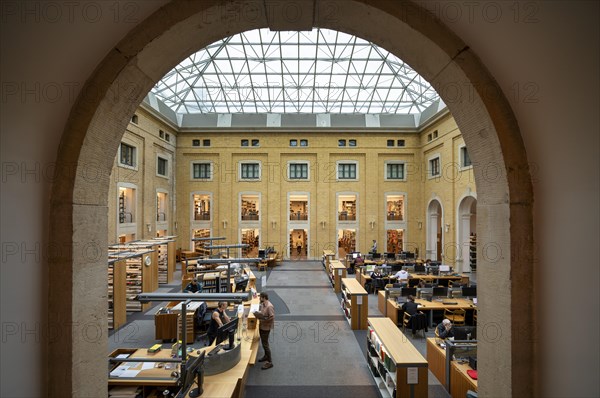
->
241 139 249 147
397 139 405 147
338 163 357 179
427 133 432 142
157 157 168 176
300 139 308 147
461 146 472 168
338 139 346 147
119 143 136 167
289 163 308 179
386 163 405 180
203 139 211 147
349 139 357 147
193 163 211 179
251 139 259 147
290 139 298 147
430 157 440 177
159 130 164 139
241 163 260 179
433 130 438 139
192 139 200 146
387 139 394 147
165 133 170 142
131 114 138 124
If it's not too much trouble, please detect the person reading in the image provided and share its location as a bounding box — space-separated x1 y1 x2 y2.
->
184 278 202 293
253 292 275 370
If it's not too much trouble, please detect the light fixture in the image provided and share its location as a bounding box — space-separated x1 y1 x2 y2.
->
146 223 151 232
271 221 277 229
320 221 326 229
174 221 178 231
369 220 376 230
417 221 423 230
222 220 228 229
445 223 450 232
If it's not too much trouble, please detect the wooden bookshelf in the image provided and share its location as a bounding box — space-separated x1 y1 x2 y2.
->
367 317 428 398
329 260 347 293
108 259 127 330
340 278 368 330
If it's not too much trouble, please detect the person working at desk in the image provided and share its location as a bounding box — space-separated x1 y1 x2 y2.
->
206 301 231 346
184 278 202 293
354 253 364 267
436 318 454 339
253 292 275 370
393 268 410 281
402 295 418 316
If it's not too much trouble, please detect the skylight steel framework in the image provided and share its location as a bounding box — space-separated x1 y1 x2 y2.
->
152 28 439 115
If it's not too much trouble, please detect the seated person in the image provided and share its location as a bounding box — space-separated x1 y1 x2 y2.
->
401 295 419 316
207 301 231 346
393 268 410 281
436 318 454 339
354 254 364 267
370 267 383 279
184 278 202 293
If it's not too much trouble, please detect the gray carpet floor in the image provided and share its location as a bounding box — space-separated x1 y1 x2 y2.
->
110 260 460 397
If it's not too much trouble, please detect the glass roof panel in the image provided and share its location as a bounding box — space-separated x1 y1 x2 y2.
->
152 28 439 115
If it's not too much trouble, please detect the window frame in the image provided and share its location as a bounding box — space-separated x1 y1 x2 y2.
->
239 161 262 181
336 160 359 181
384 161 407 181
156 156 169 178
287 161 310 181
191 161 213 181
118 142 138 170
459 144 473 170
428 154 441 179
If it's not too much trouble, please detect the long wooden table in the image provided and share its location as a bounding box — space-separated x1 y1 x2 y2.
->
451 360 478 398
426 337 447 387
386 297 477 326
109 327 260 398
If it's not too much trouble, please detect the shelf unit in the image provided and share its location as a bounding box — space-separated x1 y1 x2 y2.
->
107 258 127 330
322 250 335 270
110 244 157 313
329 260 347 293
152 236 176 284
469 233 477 272
193 229 211 256
367 317 429 398
340 278 368 330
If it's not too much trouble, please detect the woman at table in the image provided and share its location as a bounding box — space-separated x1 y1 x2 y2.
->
206 301 231 346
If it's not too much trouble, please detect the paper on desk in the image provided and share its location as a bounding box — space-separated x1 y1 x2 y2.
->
115 353 130 359
120 369 142 378
141 362 156 370
109 365 130 377
249 304 259 313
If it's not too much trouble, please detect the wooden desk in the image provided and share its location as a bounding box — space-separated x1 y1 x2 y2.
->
341 278 368 330
329 260 347 293
109 328 260 398
367 317 428 397
426 337 447 387
386 298 476 326
154 301 205 341
450 361 477 398
377 290 387 315
323 250 335 269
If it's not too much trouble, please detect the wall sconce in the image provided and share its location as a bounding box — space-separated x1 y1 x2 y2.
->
320 221 326 229
417 221 423 230
369 220 376 230
271 221 277 229
222 220 228 229
174 221 178 231
146 223 152 233
445 223 450 232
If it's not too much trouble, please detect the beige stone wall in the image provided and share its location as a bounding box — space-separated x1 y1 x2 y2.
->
107 107 177 243
106 110 476 261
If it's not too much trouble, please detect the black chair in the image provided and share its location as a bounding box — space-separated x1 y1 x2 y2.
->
373 278 387 294
407 311 428 338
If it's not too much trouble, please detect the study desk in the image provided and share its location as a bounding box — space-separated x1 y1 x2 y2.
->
386 298 477 327
109 327 260 398
426 337 447 388
450 360 478 398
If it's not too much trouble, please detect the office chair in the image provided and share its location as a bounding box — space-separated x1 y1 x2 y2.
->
373 278 387 294
444 308 466 326
403 311 428 338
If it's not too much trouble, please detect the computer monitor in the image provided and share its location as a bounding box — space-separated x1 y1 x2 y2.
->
234 276 249 292
453 326 477 341
428 266 439 275
385 252 395 259
352 252 361 259
432 287 448 297
404 251 415 259
461 287 477 298
439 264 451 273
400 287 417 297
372 252 381 259
365 265 374 273
398 253 407 260
215 317 239 350
391 264 403 273
177 351 205 398
414 264 426 273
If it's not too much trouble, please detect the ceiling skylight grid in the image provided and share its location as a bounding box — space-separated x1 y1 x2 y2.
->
152 28 439 115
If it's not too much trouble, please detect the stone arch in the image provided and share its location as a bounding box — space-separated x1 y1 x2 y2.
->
48 1 534 396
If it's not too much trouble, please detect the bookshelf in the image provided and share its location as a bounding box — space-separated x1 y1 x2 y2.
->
193 229 211 256
329 260 347 293
469 233 477 272
340 278 368 330
108 258 126 330
152 237 176 284
125 256 143 312
367 317 428 398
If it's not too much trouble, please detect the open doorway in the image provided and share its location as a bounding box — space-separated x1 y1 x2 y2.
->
289 229 307 259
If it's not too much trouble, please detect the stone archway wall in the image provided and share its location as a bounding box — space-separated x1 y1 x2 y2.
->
48 1 534 396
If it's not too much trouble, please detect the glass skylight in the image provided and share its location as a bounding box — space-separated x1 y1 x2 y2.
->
152 28 439 115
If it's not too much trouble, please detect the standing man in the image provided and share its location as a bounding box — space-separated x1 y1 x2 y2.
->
253 292 275 370
206 301 231 346
370 239 378 254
